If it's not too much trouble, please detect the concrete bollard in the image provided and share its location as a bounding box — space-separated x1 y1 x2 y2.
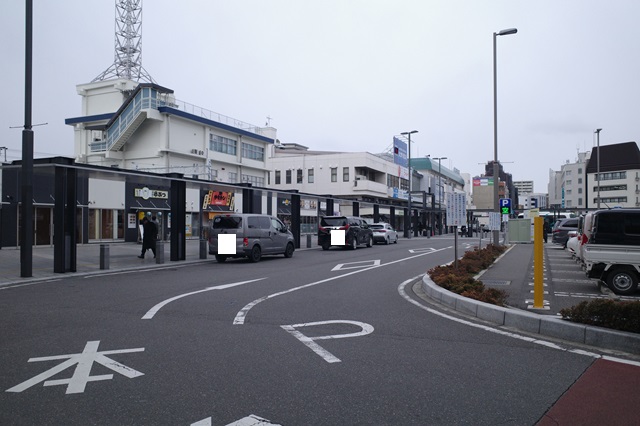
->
306 234 312 248
100 244 110 270
155 241 165 264
200 239 208 259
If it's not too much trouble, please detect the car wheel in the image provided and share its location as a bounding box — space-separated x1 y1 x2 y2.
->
284 242 294 258
321 241 330 251
606 267 638 296
215 255 227 263
249 245 262 262
385 236 390 245
366 235 373 247
350 235 357 250
394 235 398 244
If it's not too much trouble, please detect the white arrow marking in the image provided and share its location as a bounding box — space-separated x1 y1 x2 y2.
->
281 320 374 363
192 414 281 426
234 247 450 325
331 259 381 271
142 278 267 319
408 247 437 254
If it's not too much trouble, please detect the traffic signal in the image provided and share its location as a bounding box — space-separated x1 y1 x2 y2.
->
394 147 399 154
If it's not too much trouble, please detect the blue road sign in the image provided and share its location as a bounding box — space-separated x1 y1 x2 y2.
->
500 198 512 214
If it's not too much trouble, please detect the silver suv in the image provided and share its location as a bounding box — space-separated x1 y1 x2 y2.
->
208 214 295 263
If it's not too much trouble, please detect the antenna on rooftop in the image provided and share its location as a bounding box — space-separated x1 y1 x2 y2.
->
92 0 155 83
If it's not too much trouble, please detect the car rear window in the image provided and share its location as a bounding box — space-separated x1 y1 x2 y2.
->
321 217 347 227
369 224 384 229
213 216 242 229
564 219 579 227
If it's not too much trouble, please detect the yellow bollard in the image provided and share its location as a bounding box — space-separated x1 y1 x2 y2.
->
533 217 544 309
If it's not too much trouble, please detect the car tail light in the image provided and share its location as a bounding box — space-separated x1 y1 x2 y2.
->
581 234 589 245
339 224 350 231
243 237 248 247
374 230 384 233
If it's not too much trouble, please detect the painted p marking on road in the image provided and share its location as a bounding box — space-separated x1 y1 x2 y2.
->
142 278 266 319
331 259 381 271
281 320 374 363
6 341 144 394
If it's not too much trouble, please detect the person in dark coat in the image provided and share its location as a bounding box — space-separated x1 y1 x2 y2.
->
138 217 158 258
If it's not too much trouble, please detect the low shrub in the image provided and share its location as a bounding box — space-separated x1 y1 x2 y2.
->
428 244 508 306
559 299 640 334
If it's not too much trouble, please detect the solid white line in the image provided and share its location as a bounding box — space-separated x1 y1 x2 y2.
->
142 278 266 319
233 247 450 325
397 277 640 367
0 279 62 290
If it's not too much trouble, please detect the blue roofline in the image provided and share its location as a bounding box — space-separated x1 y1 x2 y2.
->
158 106 275 144
65 113 114 125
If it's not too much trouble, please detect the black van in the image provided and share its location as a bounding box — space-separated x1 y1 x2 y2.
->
589 209 640 245
318 216 373 250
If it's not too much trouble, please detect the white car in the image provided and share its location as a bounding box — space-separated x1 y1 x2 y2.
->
566 230 580 260
370 223 399 245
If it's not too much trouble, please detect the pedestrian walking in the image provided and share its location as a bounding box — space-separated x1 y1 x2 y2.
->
138 217 158 259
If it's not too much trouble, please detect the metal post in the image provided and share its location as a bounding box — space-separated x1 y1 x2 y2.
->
20 0 34 277
595 128 602 209
492 28 517 246
492 31 500 246
401 130 418 238
100 244 110 270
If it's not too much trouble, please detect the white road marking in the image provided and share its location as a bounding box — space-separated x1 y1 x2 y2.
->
398 277 640 367
6 341 144 394
192 414 281 426
233 247 450 325
331 260 381 271
0 279 62 290
408 247 437 254
281 320 374 363
142 278 267 319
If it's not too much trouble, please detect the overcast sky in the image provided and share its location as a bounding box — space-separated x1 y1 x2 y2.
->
2 1 638 192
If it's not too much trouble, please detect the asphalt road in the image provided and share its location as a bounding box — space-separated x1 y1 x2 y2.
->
0 237 636 425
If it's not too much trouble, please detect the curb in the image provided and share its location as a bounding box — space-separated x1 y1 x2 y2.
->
421 274 640 355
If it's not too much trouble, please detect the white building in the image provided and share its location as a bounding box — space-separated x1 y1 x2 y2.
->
585 142 640 209
548 151 590 210
514 180 534 194
66 79 276 185
64 79 277 240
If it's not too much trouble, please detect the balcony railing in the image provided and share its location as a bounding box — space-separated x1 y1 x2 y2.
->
98 87 265 153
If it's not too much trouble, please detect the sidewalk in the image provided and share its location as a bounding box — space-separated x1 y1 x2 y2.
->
0 240 208 286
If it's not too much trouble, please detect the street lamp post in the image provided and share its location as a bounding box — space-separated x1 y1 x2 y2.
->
595 128 602 209
401 130 418 238
493 27 517 246
433 157 447 235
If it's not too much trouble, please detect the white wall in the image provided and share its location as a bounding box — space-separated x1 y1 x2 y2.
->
88 179 125 209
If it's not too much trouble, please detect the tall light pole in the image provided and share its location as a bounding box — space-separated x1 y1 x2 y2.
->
401 130 418 238
595 128 602 209
434 157 447 235
493 27 517 246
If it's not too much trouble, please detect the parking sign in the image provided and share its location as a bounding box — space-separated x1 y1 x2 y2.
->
500 198 512 215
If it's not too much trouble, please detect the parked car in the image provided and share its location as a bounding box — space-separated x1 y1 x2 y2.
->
566 230 580 258
369 223 399 245
208 214 295 263
551 217 579 247
583 209 640 295
318 216 373 250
